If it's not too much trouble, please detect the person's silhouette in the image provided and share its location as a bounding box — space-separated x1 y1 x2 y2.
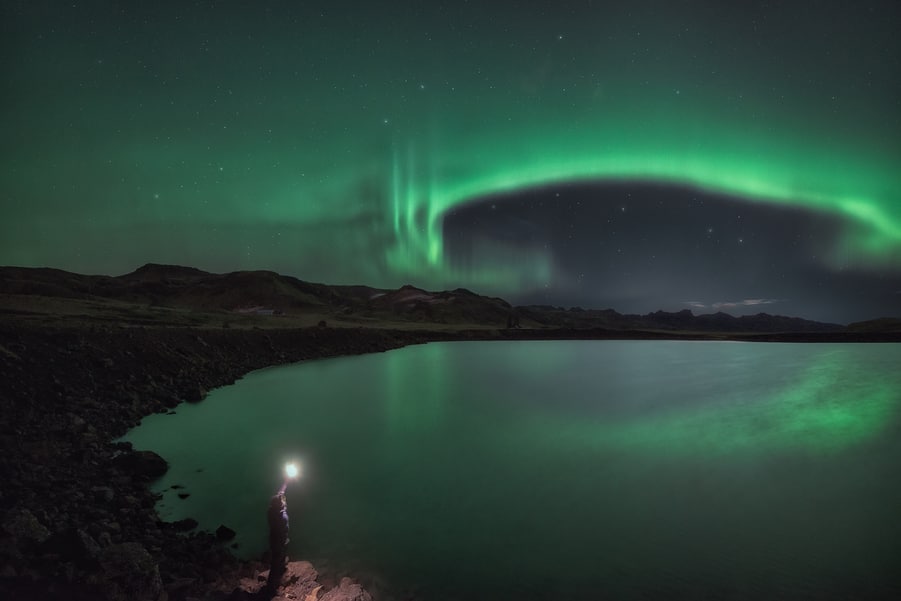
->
266 487 289 592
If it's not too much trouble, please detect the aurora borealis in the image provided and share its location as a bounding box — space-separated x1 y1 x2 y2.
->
2 1 900 321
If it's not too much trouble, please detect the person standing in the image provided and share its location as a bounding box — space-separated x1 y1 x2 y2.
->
266 486 289 592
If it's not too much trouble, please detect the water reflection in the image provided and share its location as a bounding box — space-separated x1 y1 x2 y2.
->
123 341 901 600
533 346 899 456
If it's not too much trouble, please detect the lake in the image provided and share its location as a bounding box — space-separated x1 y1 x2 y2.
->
123 341 901 600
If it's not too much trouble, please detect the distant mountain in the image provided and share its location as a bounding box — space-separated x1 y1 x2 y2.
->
364 284 513 324
0 263 865 332
1 264 360 312
846 317 901 333
517 305 844 333
0 264 512 326
118 263 211 282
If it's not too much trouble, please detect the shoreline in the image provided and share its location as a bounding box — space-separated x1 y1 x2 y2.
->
2 320 899 600
1 322 436 600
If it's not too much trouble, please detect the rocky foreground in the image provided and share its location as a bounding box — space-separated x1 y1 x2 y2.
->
0 321 447 600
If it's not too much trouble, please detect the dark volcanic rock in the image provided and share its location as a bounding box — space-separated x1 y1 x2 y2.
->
216 524 236 541
112 450 168 480
170 518 199 532
183 383 207 403
41 527 101 567
320 576 373 601
96 542 162 601
1 508 51 546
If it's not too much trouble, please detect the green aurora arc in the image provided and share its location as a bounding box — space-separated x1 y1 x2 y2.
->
388 110 901 289
2 1 899 292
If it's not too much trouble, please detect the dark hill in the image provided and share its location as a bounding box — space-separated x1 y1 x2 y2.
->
119 263 211 282
516 305 844 333
0 264 879 333
846 317 901 333
0 264 513 326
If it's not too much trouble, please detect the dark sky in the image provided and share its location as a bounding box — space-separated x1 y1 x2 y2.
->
445 183 900 323
1 1 899 323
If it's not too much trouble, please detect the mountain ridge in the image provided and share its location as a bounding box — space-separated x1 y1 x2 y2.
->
0 263 882 333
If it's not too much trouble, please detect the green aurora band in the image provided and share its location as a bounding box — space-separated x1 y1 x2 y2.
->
2 2 899 290
386 114 901 289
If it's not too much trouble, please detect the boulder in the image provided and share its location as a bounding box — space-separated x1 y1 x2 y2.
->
170 518 198 532
41 527 101 567
283 560 317 585
96 542 162 601
183 384 207 403
112 450 168 480
91 485 115 503
215 525 236 541
320 577 373 601
2 508 50 545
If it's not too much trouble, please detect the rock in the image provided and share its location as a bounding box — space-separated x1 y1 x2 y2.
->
283 560 317 585
273 560 324 601
215 525 236 541
97 542 162 601
91 485 115 503
320 577 372 601
41 527 101 567
104 520 122 533
170 518 198 532
184 384 207 403
165 576 196 593
2 508 50 545
112 449 168 480
178 492 190 499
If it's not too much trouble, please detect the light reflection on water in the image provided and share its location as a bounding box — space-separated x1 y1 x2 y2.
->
124 341 901 600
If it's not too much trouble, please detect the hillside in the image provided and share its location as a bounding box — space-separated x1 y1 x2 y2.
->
0 263 877 334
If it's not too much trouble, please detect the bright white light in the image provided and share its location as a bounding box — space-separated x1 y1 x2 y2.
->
284 462 300 479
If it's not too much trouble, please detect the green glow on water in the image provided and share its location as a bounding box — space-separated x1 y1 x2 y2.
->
528 347 898 456
122 341 901 600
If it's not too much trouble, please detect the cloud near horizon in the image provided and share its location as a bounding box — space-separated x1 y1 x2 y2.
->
684 298 783 311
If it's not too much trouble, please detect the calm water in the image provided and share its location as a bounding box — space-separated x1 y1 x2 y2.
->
124 341 901 600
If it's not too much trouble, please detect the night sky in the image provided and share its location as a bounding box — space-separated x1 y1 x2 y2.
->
2 1 899 323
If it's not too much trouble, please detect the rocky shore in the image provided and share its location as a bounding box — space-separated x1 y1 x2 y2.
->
0 321 443 600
